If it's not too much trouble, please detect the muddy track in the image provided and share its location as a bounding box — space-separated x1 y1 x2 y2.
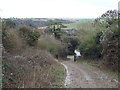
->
61 56 118 88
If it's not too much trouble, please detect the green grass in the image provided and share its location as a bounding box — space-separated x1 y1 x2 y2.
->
77 61 91 67
38 26 47 29
51 64 65 88
77 61 120 76
64 22 79 29
63 20 95 31
106 70 120 76
31 18 49 21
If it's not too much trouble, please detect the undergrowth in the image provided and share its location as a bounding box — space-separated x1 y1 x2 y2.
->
77 60 119 76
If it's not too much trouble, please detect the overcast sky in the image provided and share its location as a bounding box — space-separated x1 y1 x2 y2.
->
0 0 119 18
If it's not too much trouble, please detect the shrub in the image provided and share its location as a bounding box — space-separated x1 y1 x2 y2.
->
2 19 24 52
79 33 103 59
2 19 16 30
62 37 79 55
19 27 40 46
2 29 23 52
37 38 67 58
100 29 119 72
54 31 62 40
95 10 119 72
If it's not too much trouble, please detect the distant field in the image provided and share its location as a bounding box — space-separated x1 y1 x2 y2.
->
37 20 95 30
31 18 49 21
38 26 47 29
64 19 94 30
13 18 94 30
64 22 79 29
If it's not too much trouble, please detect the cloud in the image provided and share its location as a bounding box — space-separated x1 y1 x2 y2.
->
0 0 119 18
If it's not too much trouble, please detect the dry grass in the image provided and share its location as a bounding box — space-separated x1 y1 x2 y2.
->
37 37 67 58
2 48 65 88
2 26 65 88
37 38 61 50
3 29 24 52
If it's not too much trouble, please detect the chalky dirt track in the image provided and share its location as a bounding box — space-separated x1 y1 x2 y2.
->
61 56 118 88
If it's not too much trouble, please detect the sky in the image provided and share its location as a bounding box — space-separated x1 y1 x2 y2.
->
0 0 119 18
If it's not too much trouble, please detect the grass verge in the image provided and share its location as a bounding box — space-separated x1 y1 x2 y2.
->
77 61 93 68
77 60 120 76
50 64 65 88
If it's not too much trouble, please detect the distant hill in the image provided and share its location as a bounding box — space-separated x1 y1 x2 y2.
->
2 18 94 29
14 19 49 28
2 18 74 28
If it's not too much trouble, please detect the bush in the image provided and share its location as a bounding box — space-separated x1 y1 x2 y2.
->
94 10 119 72
37 38 67 58
54 31 62 40
62 37 79 55
2 19 16 30
100 29 119 72
79 32 103 59
2 19 24 52
2 29 23 52
19 27 40 46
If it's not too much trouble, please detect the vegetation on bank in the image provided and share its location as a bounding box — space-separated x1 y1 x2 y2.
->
77 10 119 72
77 60 119 76
37 38 67 58
2 19 65 88
2 48 65 88
79 32 103 59
50 64 65 88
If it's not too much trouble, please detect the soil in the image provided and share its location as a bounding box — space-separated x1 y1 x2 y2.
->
61 56 118 88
